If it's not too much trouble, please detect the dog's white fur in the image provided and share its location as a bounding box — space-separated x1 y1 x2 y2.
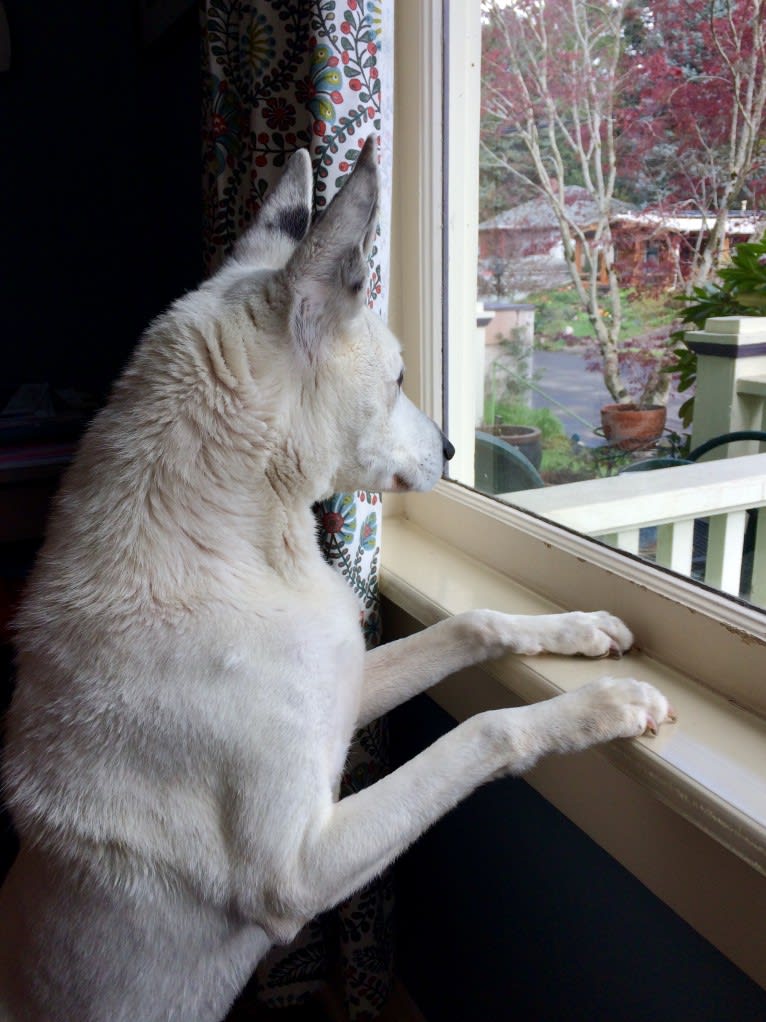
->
0 138 673 1022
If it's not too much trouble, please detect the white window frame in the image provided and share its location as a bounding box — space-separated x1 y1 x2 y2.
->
385 0 766 989
388 0 766 717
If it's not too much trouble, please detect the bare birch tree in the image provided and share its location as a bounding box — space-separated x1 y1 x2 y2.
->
482 0 652 403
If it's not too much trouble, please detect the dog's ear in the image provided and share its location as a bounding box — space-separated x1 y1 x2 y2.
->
231 148 313 268
285 135 379 360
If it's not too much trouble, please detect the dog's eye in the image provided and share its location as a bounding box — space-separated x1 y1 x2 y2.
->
396 369 405 389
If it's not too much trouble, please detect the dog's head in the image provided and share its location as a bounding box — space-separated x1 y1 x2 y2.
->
207 136 453 499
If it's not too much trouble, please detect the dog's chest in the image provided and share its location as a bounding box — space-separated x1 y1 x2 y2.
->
249 567 366 780
299 571 366 732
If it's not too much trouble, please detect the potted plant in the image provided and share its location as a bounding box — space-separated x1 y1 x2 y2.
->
482 328 544 466
599 401 668 451
484 416 544 467
582 324 678 451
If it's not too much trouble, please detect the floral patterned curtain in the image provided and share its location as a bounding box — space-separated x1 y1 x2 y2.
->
201 2 394 1017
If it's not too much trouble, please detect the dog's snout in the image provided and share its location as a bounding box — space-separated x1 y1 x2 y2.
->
442 433 456 462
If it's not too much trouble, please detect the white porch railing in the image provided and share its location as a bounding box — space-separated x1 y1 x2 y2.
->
508 454 766 605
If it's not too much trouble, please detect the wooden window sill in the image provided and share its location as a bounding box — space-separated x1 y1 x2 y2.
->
380 514 766 989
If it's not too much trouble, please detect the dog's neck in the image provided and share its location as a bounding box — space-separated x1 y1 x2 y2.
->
253 483 328 581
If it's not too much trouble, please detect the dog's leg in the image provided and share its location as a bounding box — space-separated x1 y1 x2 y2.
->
291 674 672 920
358 609 634 726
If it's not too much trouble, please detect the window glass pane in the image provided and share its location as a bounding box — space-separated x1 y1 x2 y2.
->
446 0 766 611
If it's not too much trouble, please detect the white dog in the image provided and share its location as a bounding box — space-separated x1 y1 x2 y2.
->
0 138 674 1022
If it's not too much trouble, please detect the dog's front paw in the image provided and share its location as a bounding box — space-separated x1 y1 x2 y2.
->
526 610 633 659
464 608 633 660
563 675 677 746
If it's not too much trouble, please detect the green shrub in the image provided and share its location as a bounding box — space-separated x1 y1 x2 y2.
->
666 237 766 430
486 400 565 441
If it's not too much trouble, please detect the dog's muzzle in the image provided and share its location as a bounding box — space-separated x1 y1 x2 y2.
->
442 433 455 462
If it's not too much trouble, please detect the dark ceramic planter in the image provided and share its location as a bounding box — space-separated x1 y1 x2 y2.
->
485 424 543 468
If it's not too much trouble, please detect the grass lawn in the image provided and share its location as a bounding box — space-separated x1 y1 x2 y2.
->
532 286 676 349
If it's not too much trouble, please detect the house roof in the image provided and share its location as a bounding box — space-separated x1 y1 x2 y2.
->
612 209 766 236
480 190 766 238
479 186 634 231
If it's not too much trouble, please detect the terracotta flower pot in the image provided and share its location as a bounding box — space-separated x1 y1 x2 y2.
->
485 424 543 468
600 403 667 452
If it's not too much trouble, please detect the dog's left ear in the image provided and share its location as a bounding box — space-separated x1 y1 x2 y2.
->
231 148 313 268
285 136 379 360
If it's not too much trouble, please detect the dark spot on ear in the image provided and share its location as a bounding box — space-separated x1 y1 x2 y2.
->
275 206 310 241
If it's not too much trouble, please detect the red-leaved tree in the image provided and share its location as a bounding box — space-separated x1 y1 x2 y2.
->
619 0 766 284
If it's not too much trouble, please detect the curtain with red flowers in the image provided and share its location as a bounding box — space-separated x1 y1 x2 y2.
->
201 2 394 1018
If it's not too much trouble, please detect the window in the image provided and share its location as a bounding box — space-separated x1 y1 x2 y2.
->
386 6 766 981
390 0 766 714
442 0 766 612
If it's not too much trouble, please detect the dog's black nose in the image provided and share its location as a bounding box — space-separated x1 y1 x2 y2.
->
442 434 456 462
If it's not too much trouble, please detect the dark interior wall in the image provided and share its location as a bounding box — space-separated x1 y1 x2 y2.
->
0 0 203 403
389 694 766 1022
0 0 203 879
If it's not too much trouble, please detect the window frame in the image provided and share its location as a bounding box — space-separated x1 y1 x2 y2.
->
388 0 766 717
385 4 766 987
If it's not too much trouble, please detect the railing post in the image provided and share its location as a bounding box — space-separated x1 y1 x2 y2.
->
685 316 766 455
656 519 694 576
752 510 766 607
704 511 748 596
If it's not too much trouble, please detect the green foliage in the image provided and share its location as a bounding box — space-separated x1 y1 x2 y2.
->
484 400 590 477
718 240 766 311
486 400 564 440
538 434 593 478
484 329 542 421
485 398 643 480
664 339 697 431
666 238 766 429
